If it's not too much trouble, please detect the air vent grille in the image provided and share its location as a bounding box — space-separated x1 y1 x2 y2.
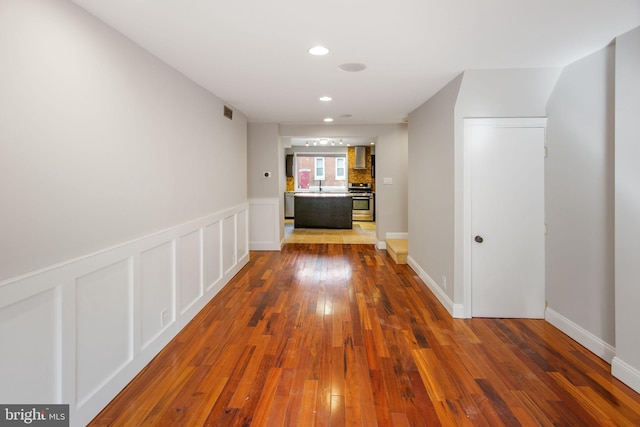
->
223 105 233 120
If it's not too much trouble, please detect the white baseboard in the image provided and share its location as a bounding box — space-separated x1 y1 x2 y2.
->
407 255 455 316
452 303 466 318
612 357 640 394
545 307 616 363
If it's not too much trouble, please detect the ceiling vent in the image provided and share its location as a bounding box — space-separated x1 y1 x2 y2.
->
223 105 233 120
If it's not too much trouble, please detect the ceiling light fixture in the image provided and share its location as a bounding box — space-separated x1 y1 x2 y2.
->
338 62 367 72
320 139 328 145
308 46 329 56
319 96 332 102
323 117 334 122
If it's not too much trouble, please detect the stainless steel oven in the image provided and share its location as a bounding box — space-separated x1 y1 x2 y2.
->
348 183 374 221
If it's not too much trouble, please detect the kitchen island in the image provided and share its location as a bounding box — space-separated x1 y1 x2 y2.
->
294 193 353 229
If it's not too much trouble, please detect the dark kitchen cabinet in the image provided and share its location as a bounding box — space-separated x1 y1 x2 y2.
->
286 154 294 177
371 155 375 178
294 195 352 229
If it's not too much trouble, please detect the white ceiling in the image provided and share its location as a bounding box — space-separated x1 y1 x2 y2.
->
72 0 639 125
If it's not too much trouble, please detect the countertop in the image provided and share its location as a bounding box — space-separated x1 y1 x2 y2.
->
294 192 353 198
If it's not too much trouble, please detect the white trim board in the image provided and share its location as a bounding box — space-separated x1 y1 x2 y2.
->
407 255 455 316
545 307 616 363
612 357 640 395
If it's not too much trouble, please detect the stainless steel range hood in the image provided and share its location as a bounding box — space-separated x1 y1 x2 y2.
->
354 146 366 169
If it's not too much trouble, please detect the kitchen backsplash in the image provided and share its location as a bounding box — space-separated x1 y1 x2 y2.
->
348 146 375 190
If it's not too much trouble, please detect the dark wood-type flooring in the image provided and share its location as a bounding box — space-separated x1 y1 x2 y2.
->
90 244 640 426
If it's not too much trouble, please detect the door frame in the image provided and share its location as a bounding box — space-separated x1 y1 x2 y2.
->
462 118 547 318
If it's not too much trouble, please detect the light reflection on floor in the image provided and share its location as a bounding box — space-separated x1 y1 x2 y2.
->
284 219 376 244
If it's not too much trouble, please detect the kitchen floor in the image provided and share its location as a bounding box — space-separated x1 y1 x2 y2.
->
284 219 376 244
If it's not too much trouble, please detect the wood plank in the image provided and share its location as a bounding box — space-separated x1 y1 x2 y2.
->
88 244 640 426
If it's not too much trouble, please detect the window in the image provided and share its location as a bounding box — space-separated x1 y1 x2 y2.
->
315 157 325 180
335 157 346 180
294 153 346 192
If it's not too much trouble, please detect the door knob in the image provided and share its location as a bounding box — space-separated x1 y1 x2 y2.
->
474 235 484 243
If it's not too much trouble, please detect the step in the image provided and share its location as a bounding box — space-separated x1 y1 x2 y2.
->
386 239 408 264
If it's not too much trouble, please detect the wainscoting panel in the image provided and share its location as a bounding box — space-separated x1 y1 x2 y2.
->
0 203 249 427
223 214 237 275
204 221 222 292
0 287 61 403
237 208 249 260
140 242 174 349
75 259 133 407
178 230 203 315
249 198 281 250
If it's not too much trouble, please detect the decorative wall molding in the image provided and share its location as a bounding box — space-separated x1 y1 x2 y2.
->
407 255 455 316
0 203 249 427
249 198 281 251
545 307 616 363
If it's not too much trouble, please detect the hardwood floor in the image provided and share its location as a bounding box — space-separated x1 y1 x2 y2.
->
89 244 640 426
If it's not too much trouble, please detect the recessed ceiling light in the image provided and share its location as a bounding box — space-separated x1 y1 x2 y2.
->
320 139 328 145
308 46 329 56
338 63 367 72
323 117 334 122
319 96 332 102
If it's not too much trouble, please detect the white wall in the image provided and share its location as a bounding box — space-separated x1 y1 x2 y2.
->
248 123 281 198
279 124 408 245
545 45 616 361
453 68 560 313
613 26 640 393
0 0 249 425
0 0 247 282
455 68 562 117
407 74 462 312
247 124 283 250
408 68 560 316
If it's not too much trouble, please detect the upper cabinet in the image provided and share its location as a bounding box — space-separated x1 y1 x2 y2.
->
285 154 294 177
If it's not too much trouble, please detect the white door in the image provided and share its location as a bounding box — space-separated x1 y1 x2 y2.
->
469 123 545 318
